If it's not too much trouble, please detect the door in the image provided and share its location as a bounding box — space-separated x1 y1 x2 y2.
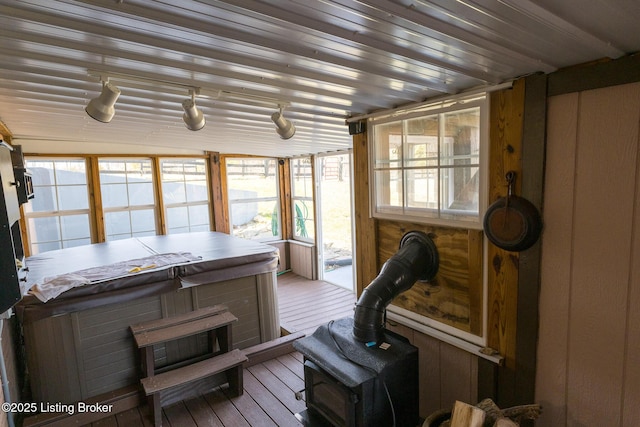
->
316 152 355 291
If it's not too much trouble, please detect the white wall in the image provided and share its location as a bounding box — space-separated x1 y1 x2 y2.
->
536 82 640 426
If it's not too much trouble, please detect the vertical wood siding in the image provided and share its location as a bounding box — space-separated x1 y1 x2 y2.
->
537 82 640 426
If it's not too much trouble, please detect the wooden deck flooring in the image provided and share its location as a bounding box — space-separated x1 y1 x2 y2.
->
277 271 357 336
72 271 355 427
79 351 306 427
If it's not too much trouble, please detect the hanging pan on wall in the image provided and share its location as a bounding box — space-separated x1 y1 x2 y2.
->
483 171 542 252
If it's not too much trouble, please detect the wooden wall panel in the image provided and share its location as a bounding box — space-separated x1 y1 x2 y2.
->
486 81 524 353
386 320 478 420
268 240 289 273
440 342 478 410
535 92 579 425
376 220 483 336
624 150 640 425
289 241 316 280
566 83 640 425
537 82 640 426
352 128 377 296
209 152 229 233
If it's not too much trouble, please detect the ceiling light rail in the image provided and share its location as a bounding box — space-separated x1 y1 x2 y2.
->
85 70 295 138
86 70 290 107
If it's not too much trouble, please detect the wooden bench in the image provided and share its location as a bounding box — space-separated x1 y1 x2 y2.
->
130 305 248 427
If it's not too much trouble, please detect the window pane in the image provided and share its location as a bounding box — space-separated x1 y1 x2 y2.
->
374 121 402 169
105 211 132 236
440 108 480 167
29 186 58 212
57 185 89 210
405 169 438 209
292 158 313 198
227 158 278 198
101 183 129 208
440 166 479 217
128 182 154 205
60 215 90 240
27 217 61 243
126 161 153 182
405 116 438 167
162 182 186 204
293 200 315 239
374 169 403 211
131 209 156 233
185 181 208 202
98 161 127 183
226 158 280 240
99 158 157 240
25 158 92 254
371 100 484 225
54 161 87 185
231 200 279 240
99 159 155 207
28 161 55 182
167 206 189 230
160 158 211 234
188 204 210 227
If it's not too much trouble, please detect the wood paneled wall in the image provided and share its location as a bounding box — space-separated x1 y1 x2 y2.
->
352 77 546 418
536 81 640 426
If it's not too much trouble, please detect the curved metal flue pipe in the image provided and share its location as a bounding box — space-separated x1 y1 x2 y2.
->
353 231 439 343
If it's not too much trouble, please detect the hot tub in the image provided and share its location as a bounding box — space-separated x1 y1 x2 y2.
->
16 231 280 404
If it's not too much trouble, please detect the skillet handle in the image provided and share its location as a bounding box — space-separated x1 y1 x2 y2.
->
505 171 516 207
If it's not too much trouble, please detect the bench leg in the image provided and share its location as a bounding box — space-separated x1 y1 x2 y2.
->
213 324 233 353
148 394 162 427
227 365 244 397
140 347 155 378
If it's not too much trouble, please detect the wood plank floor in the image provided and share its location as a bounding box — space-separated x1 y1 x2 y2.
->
81 351 306 427
77 272 355 427
277 271 357 336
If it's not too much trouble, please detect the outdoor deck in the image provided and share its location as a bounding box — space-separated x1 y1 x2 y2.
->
277 271 357 336
71 271 356 427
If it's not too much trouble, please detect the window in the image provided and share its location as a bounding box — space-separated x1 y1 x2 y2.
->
23 158 92 254
371 97 486 227
291 157 314 241
226 158 280 241
160 158 210 234
99 158 157 240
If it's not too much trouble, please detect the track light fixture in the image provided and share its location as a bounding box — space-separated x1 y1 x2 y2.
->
271 106 295 139
182 90 205 131
85 79 121 123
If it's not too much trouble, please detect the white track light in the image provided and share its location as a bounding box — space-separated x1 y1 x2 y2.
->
85 81 121 123
271 108 295 139
182 92 205 131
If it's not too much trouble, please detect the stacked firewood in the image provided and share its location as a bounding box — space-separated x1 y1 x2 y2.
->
440 399 542 427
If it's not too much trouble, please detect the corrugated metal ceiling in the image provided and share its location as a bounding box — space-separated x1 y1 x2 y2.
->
0 0 638 157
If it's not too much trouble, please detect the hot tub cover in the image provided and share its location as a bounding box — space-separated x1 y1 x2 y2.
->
16 232 279 323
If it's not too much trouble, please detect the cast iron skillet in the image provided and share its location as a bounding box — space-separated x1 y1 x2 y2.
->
483 171 542 252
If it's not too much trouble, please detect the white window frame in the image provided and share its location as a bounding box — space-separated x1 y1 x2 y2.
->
23 157 92 254
226 157 282 242
369 95 489 229
159 158 211 234
290 156 315 243
98 158 158 241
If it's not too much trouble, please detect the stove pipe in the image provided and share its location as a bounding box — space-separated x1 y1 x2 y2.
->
353 231 439 343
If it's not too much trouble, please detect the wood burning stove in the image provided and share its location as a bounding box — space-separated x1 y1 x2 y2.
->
294 317 419 427
294 231 439 427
